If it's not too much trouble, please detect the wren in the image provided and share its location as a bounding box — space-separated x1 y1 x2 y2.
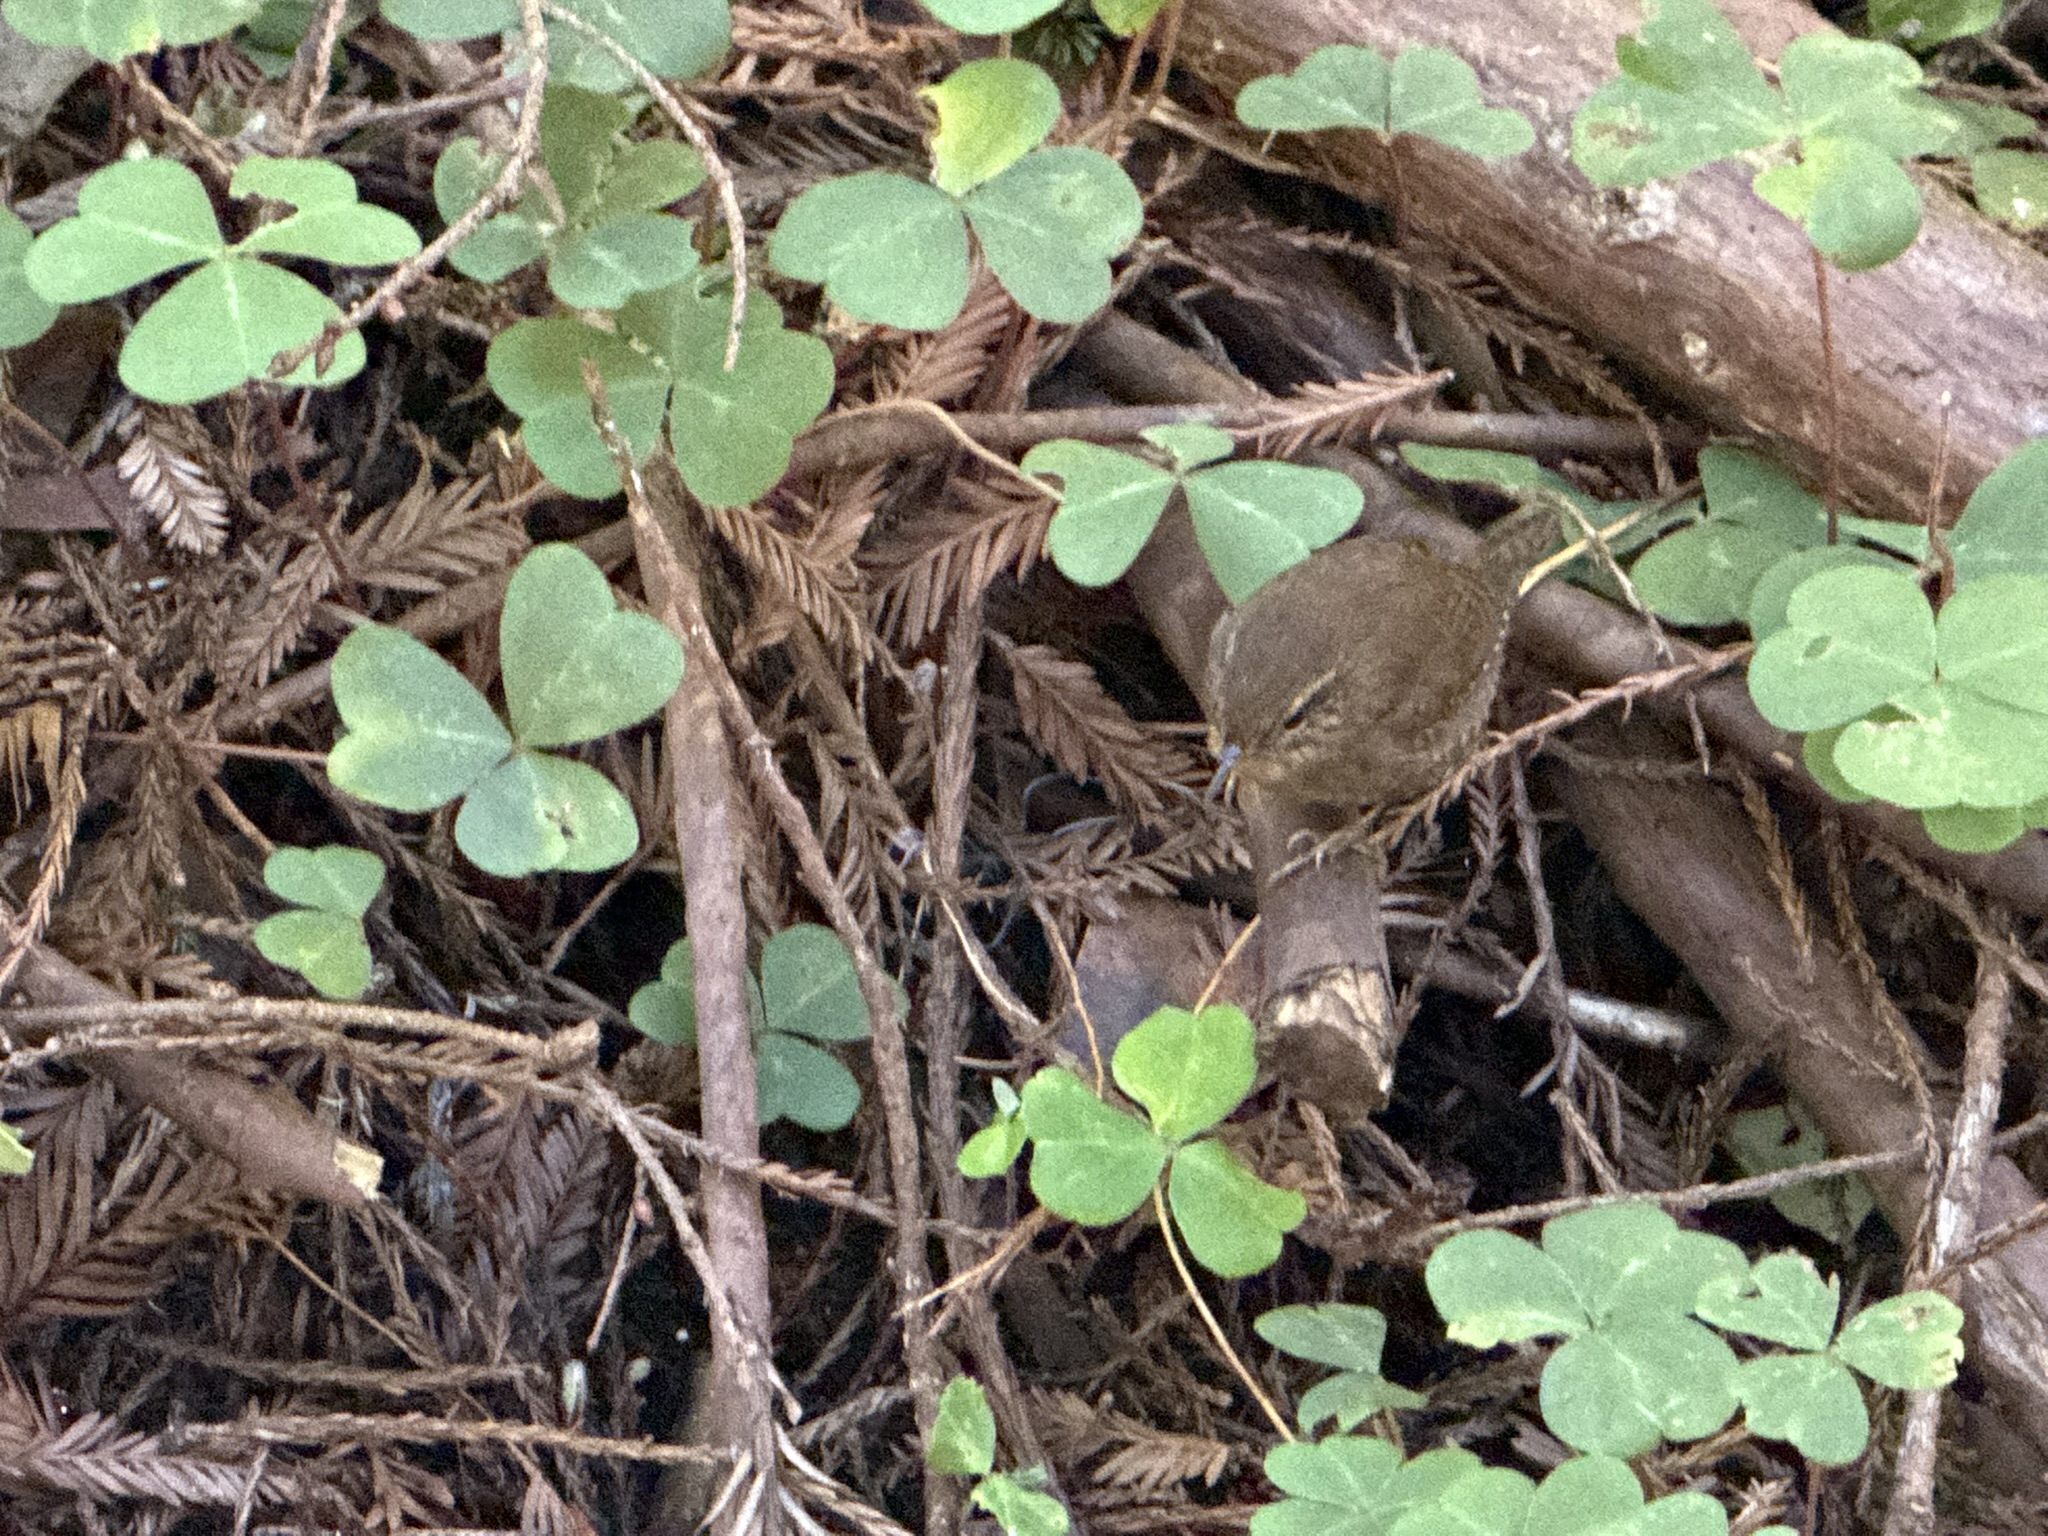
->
1206 505 1555 808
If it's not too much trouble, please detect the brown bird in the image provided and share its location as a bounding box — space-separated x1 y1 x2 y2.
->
1206 504 1555 808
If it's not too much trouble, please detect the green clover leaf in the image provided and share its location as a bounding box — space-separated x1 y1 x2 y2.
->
485 317 673 499
232 155 423 265
1026 440 1178 585
500 543 684 748
1256 1304 1428 1431
1540 1312 1741 1456
923 58 1062 196
126 257 368 402
1831 682 2048 809
436 85 705 308
1833 1291 1965 1389
1540 1203 1747 1322
23 154 414 401
251 845 385 1000
328 625 514 811
24 158 225 302
1722 1100 1875 1245
1165 1137 1305 1277
455 751 641 875
549 214 700 310
771 172 971 331
1182 460 1364 603
1522 1454 1729 1536
973 1474 1070 1536
1777 32 1961 160
959 146 1143 324
1427 1228 1590 1347
1235 45 1531 157
1385 46 1534 158
0 1122 30 1176
1735 1353 1869 1465
760 923 881 1043
0 209 57 349
927 1377 996 1477
1018 1067 1167 1225
1573 0 1789 185
1140 422 1233 473
1950 438 2048 583
628 938 703 1046
916 0 1061 35
1747 564 1936 731
618 277 834 507
330 544 680 877
1871 0 2002 47
1694 1253 1839 1351
1920 802 2042 853
958 1080 1028 1177
1236 44 1392 132
1973 148 2048 230
772 144 1140 331
1630 520 1799 627
263 843 385 919
1256 1440 1487 1536
381 0 730 93
1753 134 1922 271
4 0 260 60
756 1031 862 1131
1111 1003 1257 1144
1092 0 1165 34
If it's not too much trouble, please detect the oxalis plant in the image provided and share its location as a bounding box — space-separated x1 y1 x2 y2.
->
768 52 1143 331
326 541 683 880
13 153 420 402
1568 0 2032 269
1026 423 1366 603
961 1018 1964 1536
961 1001 1308 1278
1399 433 2048 854
625 925 906 1133
245 543 684 1001
1241 1205 1962 1536
926 1375 1070 1536
1262 1212 1959 1536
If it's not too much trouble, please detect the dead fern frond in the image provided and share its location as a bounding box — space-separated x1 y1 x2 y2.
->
873 269 1015 406
0 1082 260 1336
1242 373 1450 458
0 1402 295 1507
218 537 340 692
116 414 229 555
998 638 1201 815
1032 1389 1234 1495
867 480 1051 645
346 440 531 595
702 495 872 660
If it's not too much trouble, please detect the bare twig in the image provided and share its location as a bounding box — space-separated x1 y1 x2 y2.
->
583 367 782 1533
267 0 551 382
536 0 751 368
1883 952 2010 1536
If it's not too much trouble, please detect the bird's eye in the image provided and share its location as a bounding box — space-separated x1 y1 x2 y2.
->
1281 675 1336 732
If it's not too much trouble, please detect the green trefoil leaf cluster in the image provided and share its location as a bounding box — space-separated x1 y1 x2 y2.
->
1571 0 2028 269
1026 422 1365 604
252 845 387 1001
1425 1201 1963 1463
326 543 682 878
960 1003 1307 1278
20 155 421 403
770 57 1142 331
627 925 903 1132
1234 43 1535 160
